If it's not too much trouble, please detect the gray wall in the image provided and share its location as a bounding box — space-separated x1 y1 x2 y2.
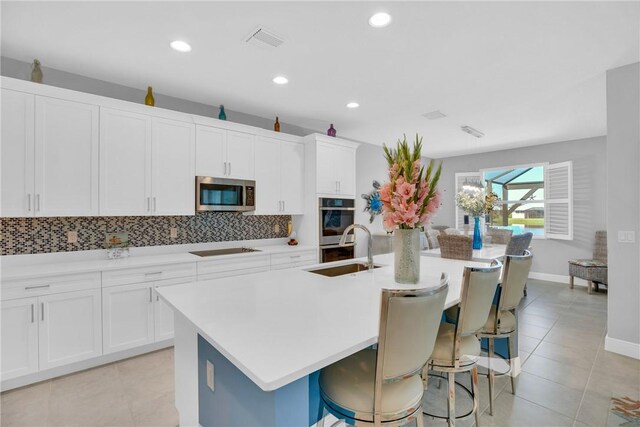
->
1 56 315 136
433 136 607 276
606 62 640 349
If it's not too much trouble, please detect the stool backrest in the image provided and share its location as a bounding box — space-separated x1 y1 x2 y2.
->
376 277 449 382
505 232 533 256
499 250 533 312
456 261 502 336
594 231 607 262
438 234 473 260
488 227 513 244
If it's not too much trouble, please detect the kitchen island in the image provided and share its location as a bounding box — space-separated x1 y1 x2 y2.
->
157 253 492 426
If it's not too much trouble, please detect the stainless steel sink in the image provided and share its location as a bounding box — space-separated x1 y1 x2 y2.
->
307 263 381 277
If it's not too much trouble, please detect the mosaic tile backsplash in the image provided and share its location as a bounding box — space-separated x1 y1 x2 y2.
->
0 213 291 256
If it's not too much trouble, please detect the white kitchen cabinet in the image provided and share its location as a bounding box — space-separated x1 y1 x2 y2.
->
34 97 99 216
153 277 194 342
1 92 99 217
102 283 155 354
254 137 304 215
38 289 102 370
100 108 152 216
196 126 255 180
1 89 35 217
1 298 38 380
151 118 195 215
316 140 357 197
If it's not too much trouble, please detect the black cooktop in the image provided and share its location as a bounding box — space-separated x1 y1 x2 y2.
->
189 248 261 257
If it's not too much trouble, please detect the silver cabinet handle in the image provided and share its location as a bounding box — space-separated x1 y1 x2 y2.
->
290 255 301 259
31 304 34 323
224 162 228 175
25 284 50 290
41 302 44 321
147 197 151 213
228 162 232 176
153 197 157 213
36 194 40 211
282 200 285 211
149 287 153 303
27 194 32 212
145 271 162 276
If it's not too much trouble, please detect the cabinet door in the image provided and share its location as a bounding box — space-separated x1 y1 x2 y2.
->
336 146 357 197
195 126 225 177
100 108 152 216
34 97 99 216
316 142 339 195
102 283 154 354
280 140 305 214
226 130 255 179
254 137 281 214
152 118 195 215
1 89 35 217
153 278 194 342
38 289 102 370
1 298 38 380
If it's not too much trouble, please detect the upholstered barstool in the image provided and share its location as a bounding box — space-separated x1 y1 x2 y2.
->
486 227 513 245
437 234 473 261
319 277 449 427
568 231 607 294
477 250 533 415
505 232 533 296
425 262 502 427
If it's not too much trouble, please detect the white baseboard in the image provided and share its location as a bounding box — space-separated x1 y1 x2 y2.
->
528 271 589 287
605 335 640 360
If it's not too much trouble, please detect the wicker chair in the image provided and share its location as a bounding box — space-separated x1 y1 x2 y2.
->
568 231 607 294
431 225 450 233
438 234 473 260
425 229 440 249
487 227 513 245
505 232 533 256
443 228 462 236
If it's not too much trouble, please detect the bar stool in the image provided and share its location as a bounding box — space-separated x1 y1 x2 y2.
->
425 261 502 427
318 277 449 427
477 250 532 415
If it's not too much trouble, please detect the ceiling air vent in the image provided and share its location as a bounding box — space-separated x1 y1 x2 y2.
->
245 27 284 48
423 110 447 120
461 126 484 138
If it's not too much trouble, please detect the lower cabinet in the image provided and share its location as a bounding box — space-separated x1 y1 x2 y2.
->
39 289 102 370
1 297 39 380
102 283 155 354
153 278 194 341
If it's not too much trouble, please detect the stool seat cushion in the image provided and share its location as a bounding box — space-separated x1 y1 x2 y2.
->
319 349 423 422
431 323 481 367
480 305 516 335
569 259 607 268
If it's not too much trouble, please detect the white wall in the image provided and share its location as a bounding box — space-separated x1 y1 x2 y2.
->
605 62 640 358
433 136 607 277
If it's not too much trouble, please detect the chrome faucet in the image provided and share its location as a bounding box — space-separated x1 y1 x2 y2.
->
339 224 374 270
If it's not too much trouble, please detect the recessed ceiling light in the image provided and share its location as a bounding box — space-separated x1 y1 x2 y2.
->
170 40 192 52
346 102 360 109
369 12 392 28
273 76 289 85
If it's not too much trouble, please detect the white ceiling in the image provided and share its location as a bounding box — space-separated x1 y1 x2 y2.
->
2 2 639 157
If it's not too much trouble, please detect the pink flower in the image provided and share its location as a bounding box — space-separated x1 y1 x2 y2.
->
412 160 421 181
379 183 392 204
426 191 441 214
396 181 416 200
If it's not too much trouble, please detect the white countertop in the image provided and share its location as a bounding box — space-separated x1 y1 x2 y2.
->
1 243 316 281
421 244 507 262
157 253 490 392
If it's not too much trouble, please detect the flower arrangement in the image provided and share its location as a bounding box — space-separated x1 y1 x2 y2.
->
485 191 499 214
361 181 383 223
456 188 486 217
379 135 442 230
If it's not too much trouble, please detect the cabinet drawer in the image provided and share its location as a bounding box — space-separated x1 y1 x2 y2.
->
270 250 317 267
270 260 317 271
197 266 270 282
102 263 197 287
2 272 101 301
197 255 270 277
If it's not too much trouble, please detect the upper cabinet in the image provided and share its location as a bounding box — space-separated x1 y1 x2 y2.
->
196 125 255 180
254 136 305 215
1 90 99 217
100 108 195 216
311 135 358 198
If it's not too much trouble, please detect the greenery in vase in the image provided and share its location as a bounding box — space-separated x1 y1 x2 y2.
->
379 134 442 230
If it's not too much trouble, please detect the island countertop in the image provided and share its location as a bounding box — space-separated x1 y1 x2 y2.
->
157 253 490 392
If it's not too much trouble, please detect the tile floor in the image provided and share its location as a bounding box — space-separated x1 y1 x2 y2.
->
1 279 639 427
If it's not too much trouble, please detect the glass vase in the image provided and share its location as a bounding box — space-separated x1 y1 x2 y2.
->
394 228 421 284
473 216 483 249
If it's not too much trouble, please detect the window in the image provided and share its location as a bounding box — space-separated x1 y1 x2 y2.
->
480 162 573 240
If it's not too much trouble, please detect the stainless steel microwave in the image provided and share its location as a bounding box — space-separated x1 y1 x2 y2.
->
196 176 255 212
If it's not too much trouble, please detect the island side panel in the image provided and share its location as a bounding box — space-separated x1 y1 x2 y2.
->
175 312 200 426
198 335 310 426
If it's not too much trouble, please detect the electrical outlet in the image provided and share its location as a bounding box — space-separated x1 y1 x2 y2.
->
170 227 178 239
206 360 214 392
618 231 635 243
274 224 280 233
67 231 78 244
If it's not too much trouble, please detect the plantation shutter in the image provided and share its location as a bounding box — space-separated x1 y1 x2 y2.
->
454 172 481 229
545 161 573 240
